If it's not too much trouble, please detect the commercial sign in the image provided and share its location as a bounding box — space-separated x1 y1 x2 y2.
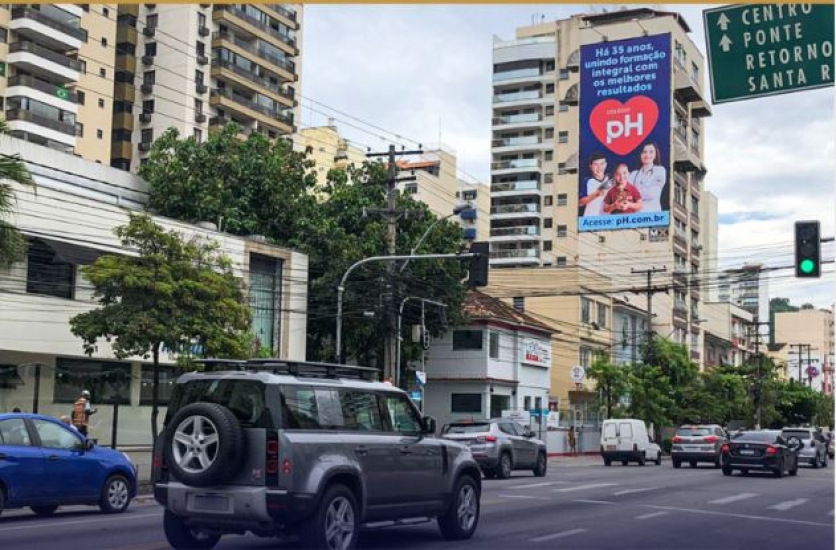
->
521 338 551 367
571 365 586 382
703 4 834 104
578 33 671 233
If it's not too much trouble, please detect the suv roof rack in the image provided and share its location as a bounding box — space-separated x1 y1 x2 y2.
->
194 358 380 382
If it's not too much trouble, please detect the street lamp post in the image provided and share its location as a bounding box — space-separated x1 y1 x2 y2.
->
399 202 473 274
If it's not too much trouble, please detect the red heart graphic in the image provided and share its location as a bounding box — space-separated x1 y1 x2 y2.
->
589 96 659 156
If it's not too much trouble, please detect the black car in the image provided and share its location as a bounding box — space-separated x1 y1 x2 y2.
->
721 430 800 478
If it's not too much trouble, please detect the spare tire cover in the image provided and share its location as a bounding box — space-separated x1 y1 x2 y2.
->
163 402 244 487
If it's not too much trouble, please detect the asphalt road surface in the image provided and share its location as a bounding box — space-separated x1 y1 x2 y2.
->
1 457 833 550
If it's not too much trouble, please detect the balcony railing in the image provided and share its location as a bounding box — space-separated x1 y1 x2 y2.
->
493 90 541 103
7 75 77 103
213 58 285 96
491 203 540 215
213 31 296 74
216 6 297 49
491 180 540 193
491 158 540 170
267 4 297 22
210 88 293 126
11 7 88 42
492 136 541 148
9 41 83 71
493 68 542 82
6 109 75 136
490 226 540 237
491 248 539 259
493 113 541 125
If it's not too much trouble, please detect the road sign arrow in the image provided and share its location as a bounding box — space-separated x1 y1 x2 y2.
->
719 34 732 52
717 13 731 31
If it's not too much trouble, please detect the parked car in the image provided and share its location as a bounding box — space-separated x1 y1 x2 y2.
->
600 418 662 466
152 359 482 550
721 430 800 477
440 419 548 479
671 424 728 468
0 412 137 517
780 427 828 468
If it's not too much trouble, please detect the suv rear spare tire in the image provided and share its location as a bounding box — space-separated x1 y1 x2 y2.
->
163 402 244 487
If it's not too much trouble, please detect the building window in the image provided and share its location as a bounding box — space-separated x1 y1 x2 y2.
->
102 7 109 17
513 297 525 312
144 71 155 85
146 13 158 28
543 173 553 184
54 358 130 405
545 105 554 116
691 61 699 82
26 239 75 299
556 256 567 266
557 225 567 238
98 98 105 108
597 303 607 328
544 128 554 139
75 122 84 137
558 131 569 144
101 37 107 47
404 182 418 194
141 128 153 144
559 68 569 80
99 67 106 78
544 150 553 161
452 330 483 351
557 193 567 206
249 254 281 353
544 196 553 206
545 83 555 94
0 27 7 43
451 394 482 414
77 90 85 105
489 332 500 359
558 101 569 112
543 218 552 229
194 128 203 142
145 41 157 57
579 346 592 368
581 297 591 324
543 240 552 251
194 98 203 114
96 129 103 139
195 69 204 84
196 41 205 57
524 396 532 410
140 365 176 405
79 60 86 73
142 99 154 114
198 12 206 28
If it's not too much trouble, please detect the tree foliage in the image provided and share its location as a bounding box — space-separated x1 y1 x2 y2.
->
587 358 629 418
0 120 36 266
70 213 251 438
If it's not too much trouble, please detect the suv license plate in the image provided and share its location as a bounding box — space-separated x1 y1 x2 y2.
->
739 449 755 456
606 445 616 451
193 494 230 512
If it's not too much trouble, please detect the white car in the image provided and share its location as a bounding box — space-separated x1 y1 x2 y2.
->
781 427 828 468
600 418 662 466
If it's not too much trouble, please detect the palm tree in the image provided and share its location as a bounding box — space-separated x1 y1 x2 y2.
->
0 120 35 267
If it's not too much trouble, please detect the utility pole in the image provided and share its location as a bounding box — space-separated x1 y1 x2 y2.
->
747 318 771 429
351 144 422 380
631 266 667 362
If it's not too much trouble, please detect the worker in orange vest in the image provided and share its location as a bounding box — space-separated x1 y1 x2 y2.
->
71 390 97 436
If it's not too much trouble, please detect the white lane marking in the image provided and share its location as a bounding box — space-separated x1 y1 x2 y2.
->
644 505 833 527
574 499 616 505
636 511 669 520
613 487 658 496
529 528 587 543
498 494 552 501
0 512 160 533
768 498 809 511
508 481 568 489
708 492 759 505
554 482 618 493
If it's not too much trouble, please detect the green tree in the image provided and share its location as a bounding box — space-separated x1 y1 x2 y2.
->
626 363 675 430
70 214 251 439
0 120 36 266
587 358 629 419
642 336 700 425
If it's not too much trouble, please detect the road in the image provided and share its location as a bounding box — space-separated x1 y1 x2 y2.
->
1 457 833 549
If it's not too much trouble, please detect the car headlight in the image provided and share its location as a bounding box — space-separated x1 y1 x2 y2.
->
122 452 138 474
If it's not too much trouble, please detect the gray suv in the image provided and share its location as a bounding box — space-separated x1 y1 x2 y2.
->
152 359 483 550
671 424 728 468
441 419 548 479
781 427 829 468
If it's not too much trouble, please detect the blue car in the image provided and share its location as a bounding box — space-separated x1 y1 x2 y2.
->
0 413 138 517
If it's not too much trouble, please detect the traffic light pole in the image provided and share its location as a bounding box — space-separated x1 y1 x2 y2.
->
335 252 476 367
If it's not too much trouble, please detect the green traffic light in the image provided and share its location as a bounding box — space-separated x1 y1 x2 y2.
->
800 259 816 274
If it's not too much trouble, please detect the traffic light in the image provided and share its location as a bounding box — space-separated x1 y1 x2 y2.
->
794 221 821 278
468 241 489 288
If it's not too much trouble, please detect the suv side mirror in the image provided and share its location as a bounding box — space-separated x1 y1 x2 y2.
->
524 430 535 438
85 439 95 451
422 416 437 435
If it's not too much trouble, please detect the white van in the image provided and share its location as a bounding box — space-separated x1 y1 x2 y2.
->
600 418 662 466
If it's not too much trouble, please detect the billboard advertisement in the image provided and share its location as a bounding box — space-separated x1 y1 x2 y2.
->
577 33 672 232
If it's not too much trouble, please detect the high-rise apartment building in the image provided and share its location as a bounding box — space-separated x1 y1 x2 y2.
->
0 4 117 164
774 306 835 393
110 4 302 171
717 263 769 322
298 119 367 188
489 8 712 362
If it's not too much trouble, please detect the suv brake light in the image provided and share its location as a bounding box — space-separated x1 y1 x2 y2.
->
477 435 497 443
266 430 280 486
672 436 682 444
720 443 729 454
765 446 778 455
704 436 718 443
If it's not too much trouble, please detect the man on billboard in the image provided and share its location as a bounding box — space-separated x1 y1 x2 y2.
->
578 151 613 217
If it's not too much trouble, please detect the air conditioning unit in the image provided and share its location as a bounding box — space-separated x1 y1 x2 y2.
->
139 113 152 123
196 83 208 94
143 26 156 37
141 83 154 94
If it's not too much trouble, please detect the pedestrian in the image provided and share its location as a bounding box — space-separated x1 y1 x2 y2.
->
567 426 577 456
71 390 97 436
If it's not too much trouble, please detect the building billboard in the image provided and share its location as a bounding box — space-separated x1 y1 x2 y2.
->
578 33 672 232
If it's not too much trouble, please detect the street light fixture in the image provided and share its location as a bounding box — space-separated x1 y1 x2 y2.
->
399 202 474 274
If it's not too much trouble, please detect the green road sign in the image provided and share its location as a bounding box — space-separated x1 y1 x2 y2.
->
703 4 834 104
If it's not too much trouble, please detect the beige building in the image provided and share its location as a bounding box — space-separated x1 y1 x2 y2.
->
490 8 712 366
0 4 117 164
297 119 367 189
457 178 490 244
774 307 835 393
702 301 755 369
110 3 302 171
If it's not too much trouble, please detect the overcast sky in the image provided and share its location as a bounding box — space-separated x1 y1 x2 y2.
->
300 4 835 309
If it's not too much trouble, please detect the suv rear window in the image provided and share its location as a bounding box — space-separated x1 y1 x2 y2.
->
443 423 491 435
279 386 384 431
732 431 779 442
167 379 269 428
676 427 712 437
781 430 811 440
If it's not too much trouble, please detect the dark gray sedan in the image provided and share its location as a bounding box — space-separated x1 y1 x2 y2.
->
721 430 800 478
441 419 548 479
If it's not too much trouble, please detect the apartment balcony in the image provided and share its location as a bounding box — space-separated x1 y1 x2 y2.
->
490 203 541 220
563 83 579 105
6 75 78 108
493 67 552 88
198 25 210 37
114 112 135 131
490 225 541 242
142 55 154 66
674 65 703 103
262 4 299 30
491 135 550 154
117 25 138 45
673 229 688 253
490 248 540 266
116 53 137 75
213 6 298 56
111 140 132 161
139 112 152 123
492 112 552 132
212 31 296 82
209 88 293 134
10 7 87 50
5 109 76 146
690 212 700 230
559 152 579 174
492 90 543 108
566 49 580 71
7 42 82 83
490 179 540 197
195 113 207 124
491 158 541 175
211 59 295 108
692 100 712 118
114 82 137 101
143 26 156 38
674 133 702 173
